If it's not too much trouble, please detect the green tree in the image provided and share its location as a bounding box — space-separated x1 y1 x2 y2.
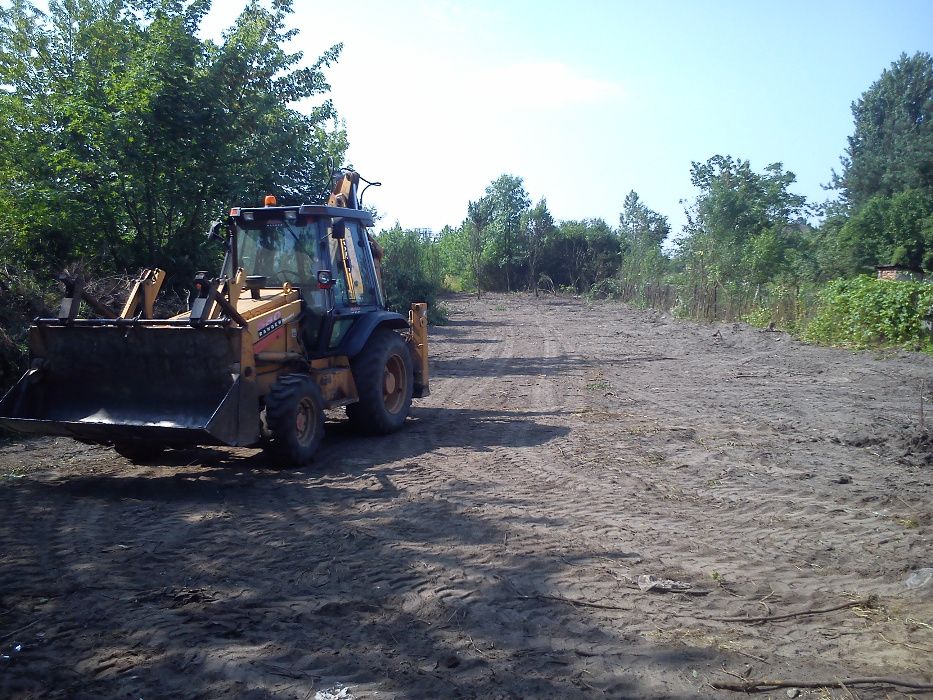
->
434 223 469 290
377 224 444 316
834 52 933 210
482 174 530 291
837 188 933 271
619 190 670 246
678 156 808 318
521 197 555 296
543 219 619 292
618 190 670 300
0 0 347 285
466 198 490 298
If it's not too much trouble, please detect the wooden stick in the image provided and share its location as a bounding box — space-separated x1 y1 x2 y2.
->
1 619 39 642
502 577 632 612
921 379 926 431
712 677 933 692
708 596 875 624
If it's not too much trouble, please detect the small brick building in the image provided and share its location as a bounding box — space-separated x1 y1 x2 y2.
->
876 265 928 282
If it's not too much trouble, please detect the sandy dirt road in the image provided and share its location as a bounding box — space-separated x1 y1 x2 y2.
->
1 293 931 699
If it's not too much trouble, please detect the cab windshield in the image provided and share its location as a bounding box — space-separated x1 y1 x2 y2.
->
233 218 320 287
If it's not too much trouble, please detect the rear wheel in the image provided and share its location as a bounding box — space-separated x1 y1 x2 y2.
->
264 374 325 467
113 442 165 463
346 329 414 435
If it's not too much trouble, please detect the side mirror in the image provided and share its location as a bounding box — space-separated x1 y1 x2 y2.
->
331 219 346 240
316 270 336 289
207 220 225 242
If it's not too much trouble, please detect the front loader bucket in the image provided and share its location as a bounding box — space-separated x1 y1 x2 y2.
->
0 323 258 447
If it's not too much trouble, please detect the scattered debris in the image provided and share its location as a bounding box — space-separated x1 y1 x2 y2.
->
314 685 353 700
637 574 708 595
905 568 933 590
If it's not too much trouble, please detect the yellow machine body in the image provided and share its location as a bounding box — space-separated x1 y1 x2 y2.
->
0 171 430 459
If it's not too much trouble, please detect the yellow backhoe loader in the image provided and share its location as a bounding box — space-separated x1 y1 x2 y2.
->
0 170 429 466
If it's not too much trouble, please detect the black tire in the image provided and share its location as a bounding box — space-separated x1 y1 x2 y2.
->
113 442 165 463
346 329 414 435
264 374 325 467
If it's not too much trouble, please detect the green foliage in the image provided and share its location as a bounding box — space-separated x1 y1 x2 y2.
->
742 306 774 328
835 52 933 210
542 218 620 292
804 275 933 350
615 191 671 304
0 0 347 285
0 266 52 392
676 156 809 319
479 174 531 291
0 0 347 389
521 198 555 296
837 188 933 272
620 190 670 247
434 224 470 291
377 225 446 323
740 282 817 334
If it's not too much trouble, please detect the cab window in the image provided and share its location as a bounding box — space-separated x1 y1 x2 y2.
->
234 218 319 286
328 221 377 307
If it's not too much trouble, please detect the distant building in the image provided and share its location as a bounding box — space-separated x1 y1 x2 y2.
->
876 265 929 283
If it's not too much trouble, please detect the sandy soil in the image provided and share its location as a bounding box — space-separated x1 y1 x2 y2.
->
1 292 931 699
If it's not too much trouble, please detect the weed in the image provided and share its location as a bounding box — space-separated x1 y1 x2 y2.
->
585 379 610 391
804 276 933 352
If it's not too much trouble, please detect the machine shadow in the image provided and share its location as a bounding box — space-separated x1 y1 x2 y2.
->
24 406 571 500
1 465 719 699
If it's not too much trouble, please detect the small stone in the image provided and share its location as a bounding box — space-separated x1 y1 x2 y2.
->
835 474 852 484
786 688 800 698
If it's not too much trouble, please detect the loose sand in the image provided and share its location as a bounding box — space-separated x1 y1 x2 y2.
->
1 293 931 698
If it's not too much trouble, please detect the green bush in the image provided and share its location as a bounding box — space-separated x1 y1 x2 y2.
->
377 226 448 323
804 275 933 350
0 267 53 395
743 306 773 328
585 278 625 300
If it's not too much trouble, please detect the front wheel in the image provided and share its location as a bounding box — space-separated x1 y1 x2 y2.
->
263 374 325 467
346 329 414 435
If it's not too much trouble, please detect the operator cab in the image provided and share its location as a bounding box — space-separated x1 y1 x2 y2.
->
225 203 383 354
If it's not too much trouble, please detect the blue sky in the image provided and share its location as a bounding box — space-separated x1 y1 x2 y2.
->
202 1 932 240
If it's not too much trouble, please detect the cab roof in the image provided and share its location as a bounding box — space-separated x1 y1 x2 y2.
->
230 204 374 228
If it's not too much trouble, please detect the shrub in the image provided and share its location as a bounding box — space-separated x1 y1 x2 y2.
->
0 267 53 394
804 275 933 350
377 226 448 323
